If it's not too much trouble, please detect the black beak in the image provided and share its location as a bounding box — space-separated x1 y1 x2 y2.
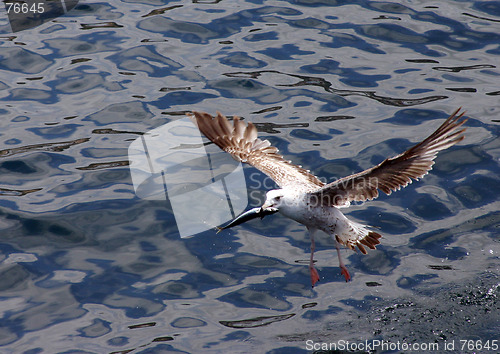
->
217 207 278 233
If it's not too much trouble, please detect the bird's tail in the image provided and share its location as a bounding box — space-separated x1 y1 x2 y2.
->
335 219 382 254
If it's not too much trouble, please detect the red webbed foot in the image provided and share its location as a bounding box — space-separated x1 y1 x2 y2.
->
310 266 320 287
340 265 351 282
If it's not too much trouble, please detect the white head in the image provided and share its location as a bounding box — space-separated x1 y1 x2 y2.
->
260 188 304 221
261 189 286 211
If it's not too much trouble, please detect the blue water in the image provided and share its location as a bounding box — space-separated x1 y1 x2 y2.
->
1 1 499 353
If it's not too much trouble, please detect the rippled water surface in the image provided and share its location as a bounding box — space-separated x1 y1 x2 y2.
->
0 1 499 353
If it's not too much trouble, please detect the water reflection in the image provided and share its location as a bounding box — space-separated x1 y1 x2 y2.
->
0 0 499 352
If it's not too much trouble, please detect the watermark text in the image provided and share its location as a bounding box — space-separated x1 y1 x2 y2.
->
305 339 498 352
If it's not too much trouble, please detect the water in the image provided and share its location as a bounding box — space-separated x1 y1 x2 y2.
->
0 1 499 353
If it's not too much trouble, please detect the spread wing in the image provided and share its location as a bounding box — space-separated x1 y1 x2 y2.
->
309 107 468 206
189 111 324 190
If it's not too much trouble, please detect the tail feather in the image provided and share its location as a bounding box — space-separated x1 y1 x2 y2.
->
335 220 382 254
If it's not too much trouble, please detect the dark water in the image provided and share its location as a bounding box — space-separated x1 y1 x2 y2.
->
0 1 499 353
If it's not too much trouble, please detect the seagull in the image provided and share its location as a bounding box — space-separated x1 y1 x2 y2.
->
189 108 467 287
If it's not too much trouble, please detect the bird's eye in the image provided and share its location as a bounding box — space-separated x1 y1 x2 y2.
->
275 196 281 201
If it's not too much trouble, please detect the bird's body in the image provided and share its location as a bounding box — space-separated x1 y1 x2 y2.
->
190 109 467 286
267 187 378 251
259 187 382 283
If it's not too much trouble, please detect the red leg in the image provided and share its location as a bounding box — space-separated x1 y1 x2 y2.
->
336 239 351 282
308 228 320 287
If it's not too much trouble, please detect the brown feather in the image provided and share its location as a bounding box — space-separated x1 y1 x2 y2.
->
189 111 324 190
308 108 467 206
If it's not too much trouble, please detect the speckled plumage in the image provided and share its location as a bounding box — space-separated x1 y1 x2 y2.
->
190 109 467 286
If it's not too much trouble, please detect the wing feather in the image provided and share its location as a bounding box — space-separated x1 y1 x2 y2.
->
190 111 324 190
308 107 468 206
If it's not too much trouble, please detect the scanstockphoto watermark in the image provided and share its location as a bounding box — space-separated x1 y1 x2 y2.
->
247 172 379 208
305 339 499 352
128 116 248 238
128 114 380 237
305 339 441 352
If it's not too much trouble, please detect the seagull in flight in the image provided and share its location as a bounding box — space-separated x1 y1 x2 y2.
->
189 108 467 287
